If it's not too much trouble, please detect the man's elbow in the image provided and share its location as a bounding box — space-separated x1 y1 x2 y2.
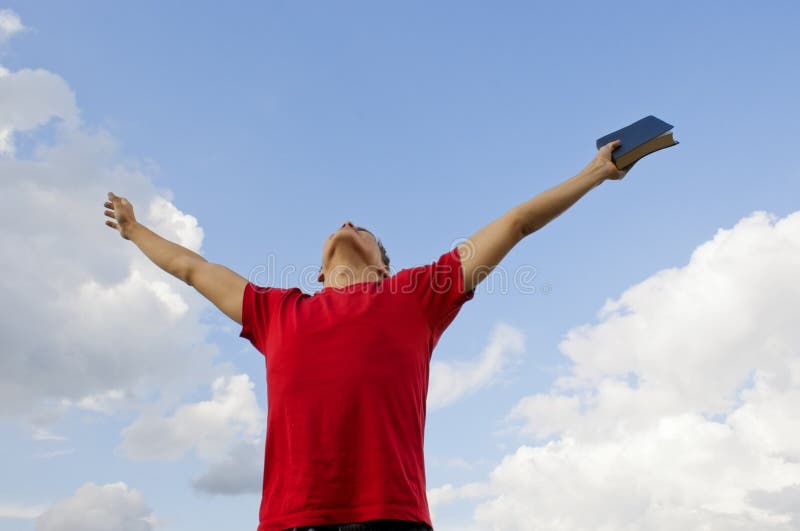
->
171 255 202 286
508 210 531 240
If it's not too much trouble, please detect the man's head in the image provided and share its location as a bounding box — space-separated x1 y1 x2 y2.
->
317 221 390 284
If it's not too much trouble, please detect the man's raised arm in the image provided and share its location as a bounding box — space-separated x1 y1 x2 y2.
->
103 192 247 325
457 140 632 293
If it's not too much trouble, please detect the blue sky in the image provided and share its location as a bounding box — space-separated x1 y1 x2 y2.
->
1 2 799 530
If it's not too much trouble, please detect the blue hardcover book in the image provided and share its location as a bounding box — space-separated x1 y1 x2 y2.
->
596 115 678 170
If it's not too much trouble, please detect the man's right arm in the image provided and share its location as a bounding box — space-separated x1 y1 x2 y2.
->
104 192 247 325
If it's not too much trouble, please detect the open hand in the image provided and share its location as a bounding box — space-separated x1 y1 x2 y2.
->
104 192 137 239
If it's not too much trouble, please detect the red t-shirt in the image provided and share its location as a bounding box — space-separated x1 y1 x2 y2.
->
240 247 474 531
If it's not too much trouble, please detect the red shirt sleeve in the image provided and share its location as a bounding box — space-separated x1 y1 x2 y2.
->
240 282 285 354
403 247 475 340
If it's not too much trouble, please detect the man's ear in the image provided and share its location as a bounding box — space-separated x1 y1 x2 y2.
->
381 265 390 279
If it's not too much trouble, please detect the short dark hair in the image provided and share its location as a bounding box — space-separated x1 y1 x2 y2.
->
376 237 390 269
356 226 390 270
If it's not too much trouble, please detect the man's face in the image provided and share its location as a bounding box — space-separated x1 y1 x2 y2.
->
319 221 386 282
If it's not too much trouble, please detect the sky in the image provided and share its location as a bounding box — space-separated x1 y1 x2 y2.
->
0 1 799 530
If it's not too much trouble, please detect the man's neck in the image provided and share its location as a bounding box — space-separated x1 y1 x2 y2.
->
324 261 385 289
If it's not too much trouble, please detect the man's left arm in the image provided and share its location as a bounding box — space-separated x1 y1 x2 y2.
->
458 139 632 292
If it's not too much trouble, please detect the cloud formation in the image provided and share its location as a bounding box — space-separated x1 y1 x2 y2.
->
119 374 264 461
0 8 25 43
35 482 159 531
0 64 79 155
433 210 800 530
192 439 264 495
428 322 525 410
0 57 229 434
0 14 258 521
0 501 47 519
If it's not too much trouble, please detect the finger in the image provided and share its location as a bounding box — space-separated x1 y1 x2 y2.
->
104 210 116 218
104 201 113 208
105 220 119 230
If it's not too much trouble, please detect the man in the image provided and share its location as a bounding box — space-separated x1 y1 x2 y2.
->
104 140 630 531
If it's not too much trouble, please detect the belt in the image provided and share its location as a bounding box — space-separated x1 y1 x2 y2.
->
285 520 433 531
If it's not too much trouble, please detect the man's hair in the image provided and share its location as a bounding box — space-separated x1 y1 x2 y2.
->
358 226 390 270
376 238 390 269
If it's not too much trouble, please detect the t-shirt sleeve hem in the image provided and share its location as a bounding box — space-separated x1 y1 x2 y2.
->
450 246 476 304
239 281 256 342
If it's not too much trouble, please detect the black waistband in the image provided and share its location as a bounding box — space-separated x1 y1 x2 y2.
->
285 519 433 531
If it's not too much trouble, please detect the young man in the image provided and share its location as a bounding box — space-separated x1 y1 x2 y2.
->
104 140 630 531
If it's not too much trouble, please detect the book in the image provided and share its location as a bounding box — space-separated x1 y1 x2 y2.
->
596 115 678 170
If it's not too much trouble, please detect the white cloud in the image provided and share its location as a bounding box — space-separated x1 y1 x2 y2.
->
554 210 800 417
428 322 525 410
727 368 800 462
472 415 799 530
0 62 236 431
192 439 264 495
0 126 12 153
33 448 76 459
147 195 204 252
119 374 264 461
505 392 581 440
0 65 79 156
35 482 159 531
31 428 68 442
60 389 128 414
0 501 47 519
0 9 25 43
748 485 800 529
0 22 253 526
432 211 800 530
428 481 490 513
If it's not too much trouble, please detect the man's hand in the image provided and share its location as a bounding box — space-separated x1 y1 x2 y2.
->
102 191 248 325
582 139 636 182
104 192 138 239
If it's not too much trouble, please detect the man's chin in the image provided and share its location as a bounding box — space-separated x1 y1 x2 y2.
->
324 236 372 265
